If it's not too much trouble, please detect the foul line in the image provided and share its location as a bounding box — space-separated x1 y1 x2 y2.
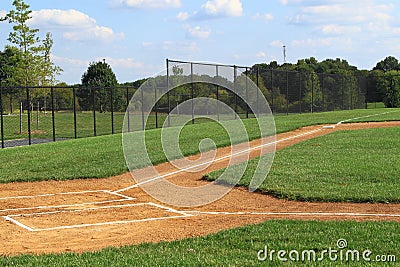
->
114 128 323 193
337 110 399 125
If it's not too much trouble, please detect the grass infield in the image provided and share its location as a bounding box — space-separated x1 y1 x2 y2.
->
0 108 399 183
206 127 400 203
0 220 398 266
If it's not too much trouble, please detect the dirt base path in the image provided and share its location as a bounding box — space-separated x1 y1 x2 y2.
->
0 121 399 256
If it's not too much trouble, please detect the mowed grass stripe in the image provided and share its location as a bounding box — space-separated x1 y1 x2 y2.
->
206 127 400 203
0 108 398 183
0 220 398 266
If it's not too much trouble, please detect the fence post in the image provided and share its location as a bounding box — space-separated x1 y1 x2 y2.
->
51 87 56 142
141 86 145 131
73 87 77 139
0 86 4 149
110 87 114 134
216 65 220 121
311 76 314 113
26 87 31 145
321 73 325 112
154 85 158 129
191 63 195 124
234 66 238 119
299 72 302 114
286 71 289 115
126 87 131 132
270 69 274 113
245 67 249 118
166 59 171 127
256 67 259 115
92 87 96 137
342 76 345 110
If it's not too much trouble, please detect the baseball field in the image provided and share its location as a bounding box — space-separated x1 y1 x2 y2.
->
0 108 399 266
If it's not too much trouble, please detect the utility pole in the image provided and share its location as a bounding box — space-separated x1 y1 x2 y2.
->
283 45 287 64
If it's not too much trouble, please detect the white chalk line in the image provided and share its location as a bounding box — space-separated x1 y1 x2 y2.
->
3 110 399 231
184 210 400 218
336 110 399 125
114 128 323 193
3 202 193 232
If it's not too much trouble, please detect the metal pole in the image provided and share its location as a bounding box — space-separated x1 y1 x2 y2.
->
286 71 289 115
36 101 39 130
51 87 56 142
19 101 22 134
141 86 145 131
245 67 249 118
234 66 237 119
110 87 114 134
126 87 131 132
154 85 158 129
0 87 4 149
216 65 219 121
92 87 96 137
166 59 170 127
256 67 259 115
311 76 314 113
26 87 31 145
299 72 302 114
321 74 325 112
73 87 77 139
271 69 274 113
191 63 194 124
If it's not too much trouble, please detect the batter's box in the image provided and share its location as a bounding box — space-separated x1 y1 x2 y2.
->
3 203 191 231
0 190 134 214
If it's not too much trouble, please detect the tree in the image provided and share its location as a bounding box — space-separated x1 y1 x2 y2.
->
78 60 122 112
373 56 400 72
1 0 62 87
1 0 40 86
0 46 23 113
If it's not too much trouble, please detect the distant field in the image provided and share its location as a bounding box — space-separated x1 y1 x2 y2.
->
1 107 398 141
0 108 398 183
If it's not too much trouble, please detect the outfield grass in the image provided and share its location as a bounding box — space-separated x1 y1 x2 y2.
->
206 127 400 203
0 220 398 266
0 108 399 183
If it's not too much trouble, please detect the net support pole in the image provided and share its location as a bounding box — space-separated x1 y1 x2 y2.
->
0 86 4 149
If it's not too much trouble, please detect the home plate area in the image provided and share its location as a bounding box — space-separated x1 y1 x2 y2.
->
0 190 191 232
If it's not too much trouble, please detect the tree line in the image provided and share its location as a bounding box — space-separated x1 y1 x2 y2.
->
1 0 399 115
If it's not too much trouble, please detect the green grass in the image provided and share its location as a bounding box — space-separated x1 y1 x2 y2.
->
0 108 399 183
206 127 400 203
1 220 398 266
367 102 386 109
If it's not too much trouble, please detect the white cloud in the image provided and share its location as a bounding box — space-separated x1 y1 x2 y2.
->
0 10 6 17
321 24 361 35
270 40 284 47
256 52 266 58
29 9 124 42
99 57 144 69
112 0 181 9
201 0 243 17
253 13 274 22
185 25 211 39
176 12 189 21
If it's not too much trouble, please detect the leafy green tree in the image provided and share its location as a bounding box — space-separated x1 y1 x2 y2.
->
78 60 122 112
1 0 62 88
1 0 40 86
373 56 400 72
0 46 23 113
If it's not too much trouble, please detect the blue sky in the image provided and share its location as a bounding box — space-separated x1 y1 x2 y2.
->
1 0 399 84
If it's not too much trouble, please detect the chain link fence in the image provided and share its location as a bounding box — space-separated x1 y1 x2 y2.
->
0 59 381 149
